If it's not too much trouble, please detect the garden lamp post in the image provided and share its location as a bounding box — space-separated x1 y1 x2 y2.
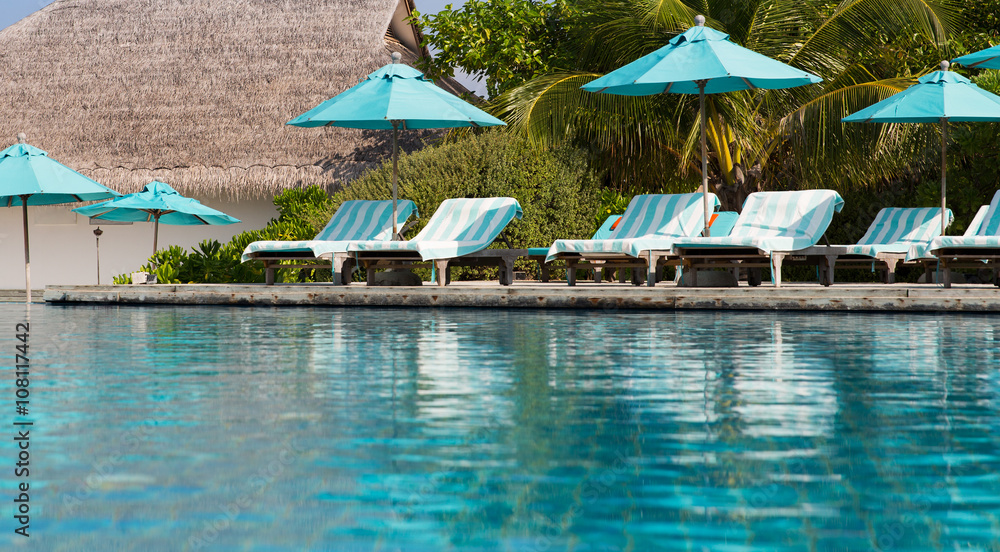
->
93 227 103 284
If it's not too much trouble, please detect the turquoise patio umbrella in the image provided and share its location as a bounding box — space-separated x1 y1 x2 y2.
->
581 15 822 235
73 181 240 257
288 52 505 238
0 134 119 302
843 61 1000 235
953 45 1000 69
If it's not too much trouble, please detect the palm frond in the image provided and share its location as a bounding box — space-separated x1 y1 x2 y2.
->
492 71 696 191
773 78 935 188
788 0 959 78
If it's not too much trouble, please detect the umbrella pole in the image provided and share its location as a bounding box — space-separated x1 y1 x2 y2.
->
941 119 948 236
392 121 400 240
699 82 711 237
20 195 30 303
153 215 160 258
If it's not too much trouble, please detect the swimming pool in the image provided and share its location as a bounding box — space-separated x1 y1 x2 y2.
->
2 304 998 551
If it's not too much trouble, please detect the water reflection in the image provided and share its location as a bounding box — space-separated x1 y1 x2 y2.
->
0 305 998 551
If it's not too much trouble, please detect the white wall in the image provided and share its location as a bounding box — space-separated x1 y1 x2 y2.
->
0 194 277 288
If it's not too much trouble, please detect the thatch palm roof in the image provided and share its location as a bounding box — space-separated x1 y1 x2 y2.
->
0 0 456 198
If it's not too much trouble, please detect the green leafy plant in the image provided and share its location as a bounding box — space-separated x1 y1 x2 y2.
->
481 0 963 206
409 0 578 98
334 129 603 280
595 188 632 229
114 188 333 284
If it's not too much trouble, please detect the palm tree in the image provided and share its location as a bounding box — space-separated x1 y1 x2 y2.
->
491 0 959 209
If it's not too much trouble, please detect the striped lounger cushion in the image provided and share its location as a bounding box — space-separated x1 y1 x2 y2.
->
241 200 417 262
843 207 952 257
672 190 845 253
922 190 1000 256
544 193 718 262
348 197 523 261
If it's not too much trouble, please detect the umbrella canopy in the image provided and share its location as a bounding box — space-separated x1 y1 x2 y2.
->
74 181 240 257
288 52 506 237
581 15 822 235
843 61 1000 234
953 45 1000 70
0 134 119 302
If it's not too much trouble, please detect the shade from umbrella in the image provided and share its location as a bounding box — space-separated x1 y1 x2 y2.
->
581 15 822 235
73 181 240 257
843 61 1000 234
287 52 506 238
0 134 119 302
953 45 1000 69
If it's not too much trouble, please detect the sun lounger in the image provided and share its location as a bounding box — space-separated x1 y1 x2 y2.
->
665 190 845 287
526 214 622 282
348 197 525 286
241 199 418 285
796 207 952 283
907 190 1000 287
542 193 720 286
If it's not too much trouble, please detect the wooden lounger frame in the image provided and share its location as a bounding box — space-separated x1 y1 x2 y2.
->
351 249 527 286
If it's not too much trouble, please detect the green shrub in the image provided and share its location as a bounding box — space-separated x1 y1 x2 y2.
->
113 190 330 284
595 188 632 228
272 185 337 232
332 130 603 279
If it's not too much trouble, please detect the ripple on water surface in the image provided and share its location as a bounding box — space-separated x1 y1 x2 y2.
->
0 304 998 551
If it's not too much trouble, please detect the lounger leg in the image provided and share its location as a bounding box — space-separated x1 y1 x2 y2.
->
366 264 376 286
886 259 899 284
823 255 838 286
593 262 603 284
540 262 550 283
264 262 275 286
647 253 659 287
942 262 952 288
343 258 356 285
772 253 785 288
435 260 449 286
499 254 516 286
332 253 349 286
567 261 577 286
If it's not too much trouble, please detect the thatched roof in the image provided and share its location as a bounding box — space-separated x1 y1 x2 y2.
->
0 0 459 198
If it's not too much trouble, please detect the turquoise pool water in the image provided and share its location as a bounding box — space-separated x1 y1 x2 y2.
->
1 304 999 551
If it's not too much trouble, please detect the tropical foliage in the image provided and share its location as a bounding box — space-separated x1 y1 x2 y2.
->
116 131 603 283
332 130 602 278
410 0 578 98
414 0 980 211
113 192 328 285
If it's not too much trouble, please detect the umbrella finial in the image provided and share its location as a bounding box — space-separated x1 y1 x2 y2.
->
695 14 706 26
17 132 26 143
391 51 402 64
940 60 950 72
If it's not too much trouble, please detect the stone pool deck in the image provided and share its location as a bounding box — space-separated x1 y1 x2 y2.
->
35 282 1000 311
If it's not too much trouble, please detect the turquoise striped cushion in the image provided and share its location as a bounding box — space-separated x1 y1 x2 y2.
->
910 190 1000 259
674 190 844 253
315 200 417 241
349 197 523 261
975 190 1000 236
241 199 417 262
545 193 717 261
842 207 951 256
